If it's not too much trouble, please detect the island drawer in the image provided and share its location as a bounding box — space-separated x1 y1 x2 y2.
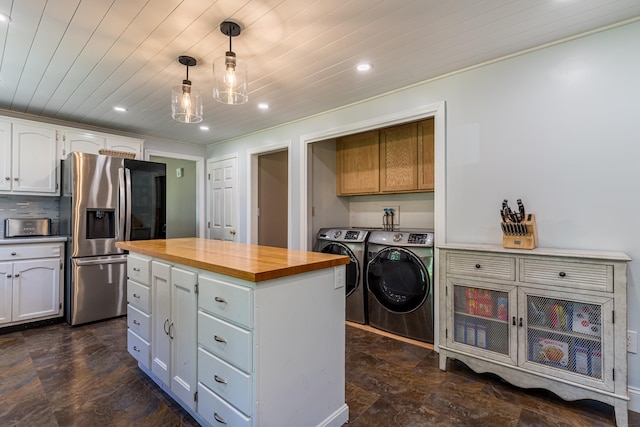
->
197 382 252 427
127 329 150 369
127 279 151 312
198 347 253 416
127 253 151 285
199 274 253 328
446 252 516 281
520 258 612 292
198 311 253 373
127 304 151 341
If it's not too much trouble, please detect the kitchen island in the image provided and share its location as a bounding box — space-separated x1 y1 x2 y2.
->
116 238 350 427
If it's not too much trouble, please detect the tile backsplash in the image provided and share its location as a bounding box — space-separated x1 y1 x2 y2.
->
0 196 60 237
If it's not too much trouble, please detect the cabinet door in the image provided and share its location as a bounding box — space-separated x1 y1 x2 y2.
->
417 118 434 191
519 288 614 391
379 122 418 192
0 120 11 192
12 259 60 322
0 262 12 324
12 123 58 194
336 130 379 195
107 137 143 159
447 279 517 365
170 267 197 410
151 261 172 386
64 131 105 156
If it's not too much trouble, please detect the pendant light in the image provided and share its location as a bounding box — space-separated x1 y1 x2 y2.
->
213 21 248 105
171 55 203 123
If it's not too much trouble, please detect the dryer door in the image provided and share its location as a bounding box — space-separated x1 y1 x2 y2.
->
320 243 359 297
367 247 431 313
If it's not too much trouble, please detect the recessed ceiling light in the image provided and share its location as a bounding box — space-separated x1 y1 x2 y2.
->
113 106 127 112
0 13 11 23
258 103 269 110
200 125 210 131
356 63 372 72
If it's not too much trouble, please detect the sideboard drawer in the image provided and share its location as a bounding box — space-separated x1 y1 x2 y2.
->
198 347 253 416
127 280 151 312
446 252 516 281
520 258 612 292
197 382 252 427
199 274 253 328
198 311 253 373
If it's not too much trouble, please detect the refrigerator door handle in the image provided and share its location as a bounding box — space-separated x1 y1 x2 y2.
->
125 168 132 241
117 168 126 241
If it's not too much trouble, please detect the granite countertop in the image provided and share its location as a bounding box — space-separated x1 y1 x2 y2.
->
116 237 350 282
0 236 67 244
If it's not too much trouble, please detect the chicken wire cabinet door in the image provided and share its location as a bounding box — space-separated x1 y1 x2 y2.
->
519 289 614 392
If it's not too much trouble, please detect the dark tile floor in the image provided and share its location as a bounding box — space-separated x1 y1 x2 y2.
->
0 317 638 426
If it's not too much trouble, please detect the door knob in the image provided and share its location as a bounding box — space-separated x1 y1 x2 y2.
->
230 229 236 235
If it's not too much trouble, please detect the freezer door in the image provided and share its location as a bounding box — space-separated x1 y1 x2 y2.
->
68 255 127 325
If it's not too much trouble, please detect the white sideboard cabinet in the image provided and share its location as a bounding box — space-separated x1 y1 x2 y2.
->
438 244 631 427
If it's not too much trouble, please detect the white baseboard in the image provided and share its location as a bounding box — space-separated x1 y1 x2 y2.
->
629 386 640 414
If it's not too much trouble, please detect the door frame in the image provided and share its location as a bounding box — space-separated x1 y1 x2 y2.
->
247 141 292 246
145 150 206 238
298 101 446 348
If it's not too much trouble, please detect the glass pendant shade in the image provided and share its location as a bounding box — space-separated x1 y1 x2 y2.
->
213 52 248 105
172 81 203 123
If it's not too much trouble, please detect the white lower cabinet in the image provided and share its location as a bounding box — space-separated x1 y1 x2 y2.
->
0 243 64 326
438 245 630 427
150 260 197 411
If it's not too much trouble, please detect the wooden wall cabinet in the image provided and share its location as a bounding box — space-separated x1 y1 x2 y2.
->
336 118 434 196
438 244 631 427
336 130 379 195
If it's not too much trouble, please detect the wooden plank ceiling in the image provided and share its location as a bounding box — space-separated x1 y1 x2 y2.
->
0 0 639 145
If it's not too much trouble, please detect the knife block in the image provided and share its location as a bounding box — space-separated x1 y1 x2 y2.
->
502 213 538 249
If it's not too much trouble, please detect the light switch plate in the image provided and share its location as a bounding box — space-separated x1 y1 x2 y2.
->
334 266 345 290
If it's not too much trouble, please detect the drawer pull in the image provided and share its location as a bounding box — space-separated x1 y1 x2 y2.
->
512 316 516 326
559 271 566 277
213 412 227 424
475 263 481 269
133 346 140 352
133 293 140 298
519 317 523 327
214 374 227 384
164 318 170 335
133 267 141 272
133 319 140 325
214 296 227 304
169 322 174 340
214 335 227 343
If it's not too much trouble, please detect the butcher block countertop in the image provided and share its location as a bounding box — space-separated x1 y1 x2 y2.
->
116 237 349 282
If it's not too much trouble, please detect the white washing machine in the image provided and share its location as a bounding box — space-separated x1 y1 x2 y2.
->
313 228 369 324
365 230 434 343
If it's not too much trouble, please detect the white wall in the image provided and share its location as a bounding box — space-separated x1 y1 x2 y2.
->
208 20 640 407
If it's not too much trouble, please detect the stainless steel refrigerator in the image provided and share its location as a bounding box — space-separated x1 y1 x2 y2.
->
60 152 166 325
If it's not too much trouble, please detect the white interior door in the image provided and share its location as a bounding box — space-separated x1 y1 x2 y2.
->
209 157 238 241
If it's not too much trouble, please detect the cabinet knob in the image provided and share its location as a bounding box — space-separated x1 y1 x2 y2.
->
14 273 19 278
6 274 11 278
558 272 566 277
4 176 9 181
475 263 481 269
11 252 16 256
14 177 19 181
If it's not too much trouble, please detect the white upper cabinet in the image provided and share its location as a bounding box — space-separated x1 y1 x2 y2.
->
0 121 59 195
60 129 144 159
